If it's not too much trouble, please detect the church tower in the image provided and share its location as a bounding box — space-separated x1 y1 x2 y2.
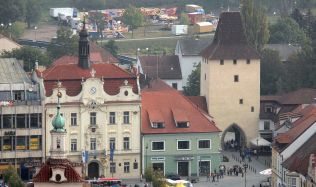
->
50 91 67 159
78 18 90 69
200 12 260 147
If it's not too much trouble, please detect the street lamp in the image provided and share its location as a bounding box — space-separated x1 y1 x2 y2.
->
34 26 38 41
243 162 248 187
8 23 12 39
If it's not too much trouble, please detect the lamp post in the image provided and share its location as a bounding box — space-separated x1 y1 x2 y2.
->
34 26 37 41
145 144 148 170
243 162 248 187
8 23 12 39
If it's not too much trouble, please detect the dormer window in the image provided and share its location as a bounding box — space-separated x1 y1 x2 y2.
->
265 106 273 113
177 122 189 128
151 122 165 128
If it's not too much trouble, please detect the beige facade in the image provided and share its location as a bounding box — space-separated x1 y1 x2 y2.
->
200 59 260 145
43 76 141 179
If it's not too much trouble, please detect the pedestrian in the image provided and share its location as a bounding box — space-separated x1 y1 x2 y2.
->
212 173 216 182
254 149 258 159
207 173 210 182
216 173 219 182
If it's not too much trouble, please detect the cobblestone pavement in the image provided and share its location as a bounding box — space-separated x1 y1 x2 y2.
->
122 151 271 187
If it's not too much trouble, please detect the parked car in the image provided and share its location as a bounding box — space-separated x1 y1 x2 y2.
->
165 174 181 180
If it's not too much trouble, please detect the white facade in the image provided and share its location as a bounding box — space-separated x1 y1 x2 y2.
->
44 76 141 179
175 41 202 87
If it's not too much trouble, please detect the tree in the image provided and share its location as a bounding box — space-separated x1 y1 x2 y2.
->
103 39 118 57
0 0 24 26
47 26 78 59
241 0 269 51
269 17 309 47
3 166 24 187
179 12 190 25
1 46 51 71
25 0 41 28
260 49 283 95
89 12 106 38
183 63 200 96
122 5 144 38
74 0 106 10
291 8 304 28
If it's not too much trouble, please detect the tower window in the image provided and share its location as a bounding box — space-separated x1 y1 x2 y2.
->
90 112 96 125
233 59 237 65
205 74 206 80
247 59 251 64
57 138 60 149
251 106 254 112
239 99 243 104
220 59 224 65
234 75 239 82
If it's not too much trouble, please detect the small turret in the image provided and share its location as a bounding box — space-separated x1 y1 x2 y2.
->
78 17 90 69
52 91 65 132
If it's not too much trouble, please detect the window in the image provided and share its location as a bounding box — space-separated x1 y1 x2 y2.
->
177 140 190 150
265 106 273 113
234 75 239 82
109 112 116 124
264 121 270 130
152 122 164 128
123 111 129 124
16 114 26 128
30 113 41 128
90 138 96 150
198 140 211 149
90 112 96 125
251 106 254 112
152 141 164 151
3 114 14 129
109 138 115 150
239 99 243 104
71 139 77 151
177 122 189 128
14 91 24 101
57 138 61 149
124 162 130 173
220 59 224 65
233 59 237 64
204 74 206 80
291 178 297 187
247 59 250 64
172 83 178 90
16 136 26 150
110 162 116 173
71 113 77 126
123 137 130 150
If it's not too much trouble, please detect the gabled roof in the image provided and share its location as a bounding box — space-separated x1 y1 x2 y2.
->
0 58 32 84
89 42 118 63
187 96 208 113
141 79 220 134
0 34 21 53
264 44 300 62
278 88 316 105
178 37 212 56
42 57 138 96
283 133 316 176
138 55 182 80
201 12 260 60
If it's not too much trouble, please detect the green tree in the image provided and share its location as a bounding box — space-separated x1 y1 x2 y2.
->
0 0 24 26
260 49 283 95
103 39 118 57
89 12 106 38
25 0 41 28
179 12 190 25
11 21 26 39
183 63 200 96
3 166 24 187
75 0 106 10
122 5 144 38
241 0 269 51
269 17 309 47
2 46 51 71
47 26 78 59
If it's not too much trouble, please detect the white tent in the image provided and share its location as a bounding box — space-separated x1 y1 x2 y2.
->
259 168 272 175
250 137 271 147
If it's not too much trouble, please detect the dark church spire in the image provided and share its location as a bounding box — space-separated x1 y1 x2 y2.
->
78 17 90 69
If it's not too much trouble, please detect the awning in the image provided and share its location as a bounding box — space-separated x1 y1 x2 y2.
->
250 137 271 147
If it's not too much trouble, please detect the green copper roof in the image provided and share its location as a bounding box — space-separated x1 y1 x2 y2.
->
52 91 65 132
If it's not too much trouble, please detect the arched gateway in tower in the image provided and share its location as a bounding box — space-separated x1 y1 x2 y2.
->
200 12 260 147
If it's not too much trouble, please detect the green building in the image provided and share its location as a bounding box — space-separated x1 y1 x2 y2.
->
141 80 221 177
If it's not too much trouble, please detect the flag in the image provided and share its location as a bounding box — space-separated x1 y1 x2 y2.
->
82 150 88 163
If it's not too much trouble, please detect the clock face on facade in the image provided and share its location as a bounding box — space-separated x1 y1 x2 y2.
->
90 87 97 95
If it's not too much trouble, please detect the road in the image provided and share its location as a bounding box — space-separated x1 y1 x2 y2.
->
114 33 215 42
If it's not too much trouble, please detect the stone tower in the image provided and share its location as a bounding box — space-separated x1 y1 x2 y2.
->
200 12 260 147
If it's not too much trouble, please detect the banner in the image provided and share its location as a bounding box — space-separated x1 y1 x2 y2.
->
82 151 89 163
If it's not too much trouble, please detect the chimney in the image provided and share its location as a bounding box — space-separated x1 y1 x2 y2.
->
78 18 90 69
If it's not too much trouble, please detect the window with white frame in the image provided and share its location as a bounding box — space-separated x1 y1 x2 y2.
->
152 141 164 151
264 121 270 130
177 140 190 150
109 112 116 124
123 137 130 150
198 140 211 149
290 177 297 187
90 112 96 125
123 111 130 124
124 162 130 173
152 122 164 128
71 113 77 126
110 162 116 173
90 138 96 150
71 139 77 151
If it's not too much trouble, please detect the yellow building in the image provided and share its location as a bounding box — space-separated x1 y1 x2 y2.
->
200 12 260 147
38 23 141 179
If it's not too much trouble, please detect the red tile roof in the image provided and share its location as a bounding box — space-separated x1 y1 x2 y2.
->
278 88 316 104
187 96 208 113
32 158 82 183
42 57 138 96
141 80 220 134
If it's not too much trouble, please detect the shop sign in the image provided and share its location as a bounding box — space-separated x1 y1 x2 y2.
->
4 131 15 136
151 157 165 161
175 156 194 161
3 145 11 151
30 138 39 150
16 145 26 150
